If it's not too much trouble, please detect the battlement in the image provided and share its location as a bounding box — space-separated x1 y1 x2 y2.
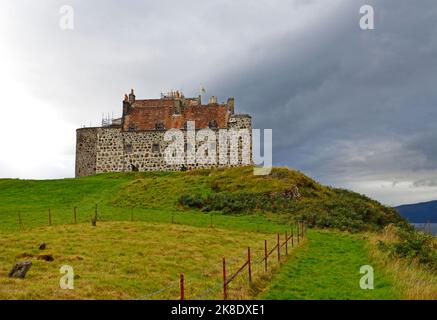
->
121 89 235 132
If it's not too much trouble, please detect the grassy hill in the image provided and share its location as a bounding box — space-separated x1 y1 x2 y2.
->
1 166 434 300
0 166 404 233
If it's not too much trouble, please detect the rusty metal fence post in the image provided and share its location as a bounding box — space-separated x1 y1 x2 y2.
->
222 257 227 300
180 273 185 300
264 240 268 272
247 247 252 283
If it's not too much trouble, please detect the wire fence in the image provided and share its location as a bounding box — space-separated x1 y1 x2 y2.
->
133 221 307 300
1 204 307 300
0 204 286 234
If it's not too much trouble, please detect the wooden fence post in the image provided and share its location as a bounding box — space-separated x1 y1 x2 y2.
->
291 228 294 247
277 234 280 263
247 247 252 283
18 211 23 230
74 207 77 224
210 214 213 228
180 273 185 300
297 223 300 244
91 204 98 226
285 231 288 255
48 208 52 226
264 240 268 272
222 257 227 300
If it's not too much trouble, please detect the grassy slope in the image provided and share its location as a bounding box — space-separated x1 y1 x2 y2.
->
366 229 437 299
0 166 402 233
0 166 419 299
0 221 302 300
0 171 287 234
261 230 398 300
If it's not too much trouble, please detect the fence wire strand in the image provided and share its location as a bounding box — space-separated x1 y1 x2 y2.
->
135 282 179 300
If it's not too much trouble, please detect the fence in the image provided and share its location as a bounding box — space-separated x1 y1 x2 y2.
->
137 221 307 300
6 206 308 300
8 205 288 233
13 205 100 230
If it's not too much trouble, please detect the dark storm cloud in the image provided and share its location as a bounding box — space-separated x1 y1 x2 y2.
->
206 0 437 204
2 0 437 204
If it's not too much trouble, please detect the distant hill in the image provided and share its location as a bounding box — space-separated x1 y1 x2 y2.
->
395 200 437 223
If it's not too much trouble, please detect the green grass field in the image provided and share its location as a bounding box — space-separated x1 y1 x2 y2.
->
0 167 433 299
261 230 398 300
0 221 298 300
0 166 401 233
0 171 289 234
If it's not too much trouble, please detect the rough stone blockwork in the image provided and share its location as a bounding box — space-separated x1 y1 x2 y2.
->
75 90 252 177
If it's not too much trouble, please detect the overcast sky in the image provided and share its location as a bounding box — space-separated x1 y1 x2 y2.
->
0 0 436 206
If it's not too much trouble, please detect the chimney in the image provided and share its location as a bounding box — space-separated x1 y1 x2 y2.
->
227 97 235 114
208 96 218 105
129 89 136 104
122 94 131 117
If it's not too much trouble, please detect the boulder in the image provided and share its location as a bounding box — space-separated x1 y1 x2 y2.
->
8 261 32 278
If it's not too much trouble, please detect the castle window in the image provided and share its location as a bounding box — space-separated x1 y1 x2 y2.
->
208 120 218 129
155 122 165 130
152 142 160 153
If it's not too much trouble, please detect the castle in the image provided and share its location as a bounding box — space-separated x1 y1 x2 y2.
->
75 90 252 177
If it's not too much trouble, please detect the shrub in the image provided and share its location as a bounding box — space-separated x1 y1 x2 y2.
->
178 188 404 232
378 225 437 270
178 193 204 208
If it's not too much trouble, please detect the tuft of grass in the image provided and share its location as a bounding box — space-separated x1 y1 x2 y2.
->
367 228 437 299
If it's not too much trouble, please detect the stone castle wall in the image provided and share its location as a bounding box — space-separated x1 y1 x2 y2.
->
75 128 98 177
75 114 252 177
